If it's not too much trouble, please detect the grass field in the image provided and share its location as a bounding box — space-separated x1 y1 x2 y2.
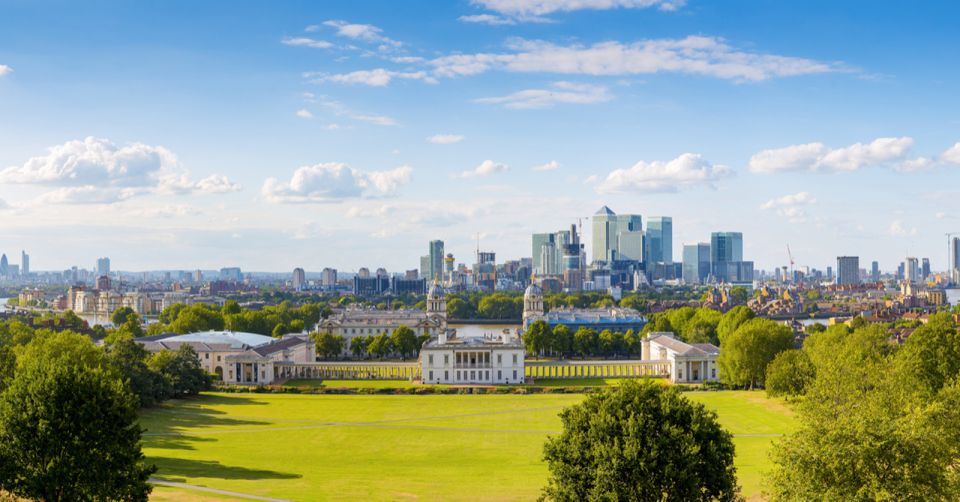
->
141 390 793 501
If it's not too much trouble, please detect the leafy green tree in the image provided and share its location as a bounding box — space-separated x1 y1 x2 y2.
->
804 322 826 335
524 320 550 357
312 332 345 360
167 304 225 333
895 312 960 398
0 332 155 500
598 330 624 357
716 306 754 343
552 325 573 357
148 345 211 398
729 286 750 304
390 326 418 359
717 318 793 389
623 329 641 357
222 300 241 315
765 349 815 398
271 323 288 338
542 380 739 501
107 338 164 407
573 327 598 357
367 333 393 359
350 335 369 359
110 306 137 326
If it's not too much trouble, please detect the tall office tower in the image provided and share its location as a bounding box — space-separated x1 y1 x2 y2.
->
0 254 7 278
921 258 930 280
220 267 242 282
474 251 496 291
539 241 558 275
617 231 644 262
871 261 880 282
358 267 370 279
646 217 673 264
903 257 920 284
531 233 554 274
292 267 306 291
826 266 834 281
429 240 444 281
553 229 571 273
952 237 960 283
420 255 431 280
591 206 642 263
836 256 860 286
321 268 338 287
97 257 111 276
376 267 388 277
444 253 455 282
710 232 743 263
682 242 711 284
20 250 28 276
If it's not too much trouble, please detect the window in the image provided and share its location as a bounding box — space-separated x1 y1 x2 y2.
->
217 355 221 362
512 354 518 364
428 355 434 365
712 368 716 378
498 370 502 380
513 370 517 380
444 354 449 364
456 371 460 380
205 353 209 359
429 371 433 381
444 371 449 380
497 354 502 365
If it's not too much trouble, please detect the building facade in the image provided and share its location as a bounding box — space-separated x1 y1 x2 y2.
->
837 256 860 285
642 332 720 384
419 330 525 384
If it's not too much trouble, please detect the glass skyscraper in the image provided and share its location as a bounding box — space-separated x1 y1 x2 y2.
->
646 217 673 264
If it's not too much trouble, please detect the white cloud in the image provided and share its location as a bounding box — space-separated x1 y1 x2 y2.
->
315 68 436 87
749 137 915 173
427 134 465 145
888 219 918 237
430 37 836 82
761 191 816 223
458 14 516 25
281 37 333 49
0 137 240 204
0 65 11 77
533 160 560 171
322 20 401 49
941 142 960 164
595 153 731 193
315 97 397 126
459 160 509 178
475 81 611 109
296 109 314 119
471 0 684 22
261 163 412 203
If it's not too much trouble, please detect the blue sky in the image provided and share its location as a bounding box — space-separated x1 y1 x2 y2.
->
1 0 959 273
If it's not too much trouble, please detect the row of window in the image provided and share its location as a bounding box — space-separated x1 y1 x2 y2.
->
344 327 428 335
426 353 519 367
426 369 518 382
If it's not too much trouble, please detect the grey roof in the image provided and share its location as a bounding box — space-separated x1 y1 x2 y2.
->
253 336 311 356
647 333 719 358
148 330 275 349
595 205 616 216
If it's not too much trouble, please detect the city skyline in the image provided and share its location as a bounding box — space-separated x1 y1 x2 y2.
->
2 2 960 271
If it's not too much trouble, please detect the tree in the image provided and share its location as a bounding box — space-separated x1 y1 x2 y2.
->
524 320 550 357
222 300 241 315
552 325 573 357
895 312 960 398
367 333 393 359
350 336 369 359
148 345 211 398
0 332 155 500
312 332 345 360
542 380 739 501
765 349 814 399
728 286 750 305
110 306 137 326
717 318 793 389
573 327 598 357
716 306 754 343
446 298 474 319
107 338 164 407
390 326 418 359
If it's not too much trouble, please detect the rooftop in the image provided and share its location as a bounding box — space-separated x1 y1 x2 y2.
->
145 330 275 349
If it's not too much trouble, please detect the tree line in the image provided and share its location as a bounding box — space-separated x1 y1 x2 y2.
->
141 300 329 338
312 325 430 361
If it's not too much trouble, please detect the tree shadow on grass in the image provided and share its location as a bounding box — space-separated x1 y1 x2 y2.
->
150 456 302 483
142 433 217 451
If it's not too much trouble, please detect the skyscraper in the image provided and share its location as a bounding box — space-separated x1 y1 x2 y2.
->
952 237 960 282
871 261 880 282
682 243 711 284
617 231 644 262
97 257 110 276
903 257 919 284
429 240 444 281
591 206 641 263
420 255 431 280
292 267 306 291
532 233 554 274
20 250 28 276
710 232 743 263
836 256 860 286
921 258 930 280
0 254 7 278
646 217 673 264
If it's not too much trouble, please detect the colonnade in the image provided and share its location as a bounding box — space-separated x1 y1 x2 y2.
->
275 362 420 380
525 360 670 379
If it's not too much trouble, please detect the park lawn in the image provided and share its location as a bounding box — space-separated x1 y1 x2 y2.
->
284 378 420 389
141 391 793 501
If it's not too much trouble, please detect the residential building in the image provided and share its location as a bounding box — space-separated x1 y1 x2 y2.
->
292 267 306 291
96 257 110 276
321 268 338 288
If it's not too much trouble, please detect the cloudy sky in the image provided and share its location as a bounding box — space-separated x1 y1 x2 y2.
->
1 1 959 273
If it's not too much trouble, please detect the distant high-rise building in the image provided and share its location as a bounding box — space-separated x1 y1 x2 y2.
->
532 233 555 275
617 231 644 262
193 269 203 283
420 255 431 280
20 250 29 276
903 257 919 284
219 267 242 282
539 241 558 275
682 243 711 284
836 256 860 286
710 233 743 263
376 267 388 277
646 217 673 264
292 267 306 291
0 254 7 278
921 258 930 280
97 257 110 276
952 237 960 283
429 240 444 281
591 206 641 263
826 266 834 281
871 261 880 282
321 268 338 288
358 267 371 279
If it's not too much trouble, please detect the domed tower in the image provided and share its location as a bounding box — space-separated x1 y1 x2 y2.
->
523 282 544 329
427 280 447 318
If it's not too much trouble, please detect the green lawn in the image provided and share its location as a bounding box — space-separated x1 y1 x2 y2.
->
142 391 793 501
284 378 419 389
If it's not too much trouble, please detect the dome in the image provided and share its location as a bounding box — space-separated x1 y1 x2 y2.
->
524 283 543 298
428 281 445 298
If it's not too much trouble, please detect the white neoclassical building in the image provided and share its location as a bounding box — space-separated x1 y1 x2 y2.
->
318 281 447 355
419 329 525 385
137 330 315 385
642 332 720 384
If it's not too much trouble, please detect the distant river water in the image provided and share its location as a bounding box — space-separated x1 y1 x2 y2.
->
448 323 521 338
